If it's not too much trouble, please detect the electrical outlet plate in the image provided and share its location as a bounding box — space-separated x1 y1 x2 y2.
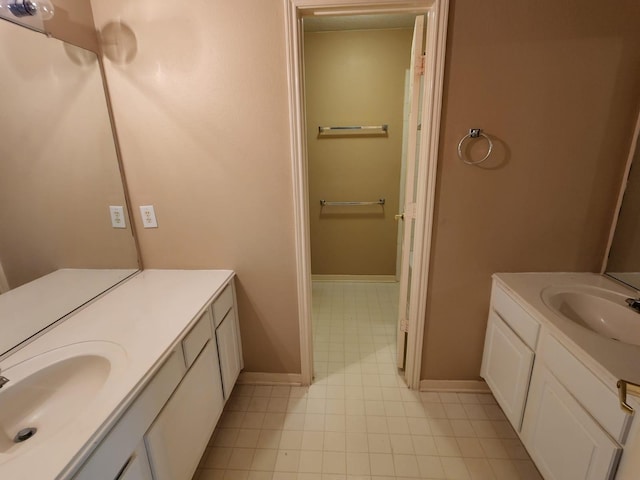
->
139 205 158 228
109 206 126 229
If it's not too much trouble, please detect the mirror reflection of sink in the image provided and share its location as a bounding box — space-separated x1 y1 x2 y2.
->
0 341 126 460
541 285 640 346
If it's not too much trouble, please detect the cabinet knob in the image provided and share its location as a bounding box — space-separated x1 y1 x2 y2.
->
395 213 404 221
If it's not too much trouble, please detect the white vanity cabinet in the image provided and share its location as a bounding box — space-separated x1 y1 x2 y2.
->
482 276 636 480
481 285 539 430
213 283 243 399
117 442 153 480
72 276 242 480
145 341 223 480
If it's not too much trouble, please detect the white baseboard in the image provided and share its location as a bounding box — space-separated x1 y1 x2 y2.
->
311 274 396 283
419 379 490 393
237 372 304 386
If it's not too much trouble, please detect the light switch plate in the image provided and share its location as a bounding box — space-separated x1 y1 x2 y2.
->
109 206 126 229
139 205 158 228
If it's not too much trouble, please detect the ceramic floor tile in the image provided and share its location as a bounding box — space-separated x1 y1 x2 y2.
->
247 472 273 480
346 432 369 452
279 430 304 450
393 454 420 477
250 449 278 471
235 429 261 448
302 431 325 451
456 438 485 458
214 429 240 447
248 397 270 412
206 447 233 469
441 456 471 480
412 435 438 456
322 451 346 474
323 431 346 452
256 430 282 449
267 397 289 413
283 413 305 431
369 453 395 476
299 450 324 473
416 455 446 479
387 417 410 435
463 458 496 480
195 282 538 480
389 434 414 454
367 433 392 453
198 469 225 480
228 449 255 470
407 417 431 436
480 438 510 459
274 450 300 472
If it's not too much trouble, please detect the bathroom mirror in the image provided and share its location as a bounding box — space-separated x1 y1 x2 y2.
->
0 19 139 357
605 118 640 291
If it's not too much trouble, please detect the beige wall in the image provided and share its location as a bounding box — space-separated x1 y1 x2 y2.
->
89 0 300 374
422 0 640 379
305 28 412 275
0 20 138 289
88 0 640 379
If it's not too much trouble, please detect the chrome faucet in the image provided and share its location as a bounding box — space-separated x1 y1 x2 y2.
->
625 297 640 313
0 368 8 388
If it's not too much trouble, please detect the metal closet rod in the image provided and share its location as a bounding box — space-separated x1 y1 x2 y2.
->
318 124 388 134
320 198 385 206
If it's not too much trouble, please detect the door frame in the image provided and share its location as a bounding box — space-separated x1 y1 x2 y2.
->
284 0 449 389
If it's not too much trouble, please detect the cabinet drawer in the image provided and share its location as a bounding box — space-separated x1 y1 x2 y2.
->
481 311 534 430
182 309 213 368
540 333 631 443
213 283 234 327
491 283 540 349
145 341 224 480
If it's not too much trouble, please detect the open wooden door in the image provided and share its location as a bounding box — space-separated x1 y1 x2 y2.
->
396 14 426 369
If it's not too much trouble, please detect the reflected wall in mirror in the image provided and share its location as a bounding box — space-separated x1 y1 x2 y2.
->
0 19 139 357
606 115 640 291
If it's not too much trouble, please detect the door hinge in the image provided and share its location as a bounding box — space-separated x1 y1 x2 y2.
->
416 54 426 75
400 318 409 333
404 202 417 219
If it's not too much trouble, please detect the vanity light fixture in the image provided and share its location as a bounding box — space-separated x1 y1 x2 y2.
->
0 0 53 32
1 0 54 19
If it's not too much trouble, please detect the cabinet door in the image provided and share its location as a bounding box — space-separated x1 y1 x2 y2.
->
216 308 242 399
116 442 153 480
145 341 224 480
522 364 621 480
480 311 534 430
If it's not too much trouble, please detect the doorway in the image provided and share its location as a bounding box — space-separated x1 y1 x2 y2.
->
304 13 420 385
284 0 450 389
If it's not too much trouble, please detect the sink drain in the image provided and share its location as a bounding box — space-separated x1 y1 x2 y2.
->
14 427 37 443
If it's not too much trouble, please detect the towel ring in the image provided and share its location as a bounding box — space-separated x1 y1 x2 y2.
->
457 128 493 165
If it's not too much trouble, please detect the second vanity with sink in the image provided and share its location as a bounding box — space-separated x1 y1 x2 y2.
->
0 269 243 480
481 272 640 480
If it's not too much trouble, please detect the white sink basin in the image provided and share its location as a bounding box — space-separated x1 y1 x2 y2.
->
542 285 640 346
0 341 126 460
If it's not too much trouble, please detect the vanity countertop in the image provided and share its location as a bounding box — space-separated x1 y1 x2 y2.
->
494 272 640 391
0 269 234 480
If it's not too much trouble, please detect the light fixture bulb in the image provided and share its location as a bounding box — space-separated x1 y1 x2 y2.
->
35 0 54 20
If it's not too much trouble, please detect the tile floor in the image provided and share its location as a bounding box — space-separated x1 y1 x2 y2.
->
195 281 542 480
